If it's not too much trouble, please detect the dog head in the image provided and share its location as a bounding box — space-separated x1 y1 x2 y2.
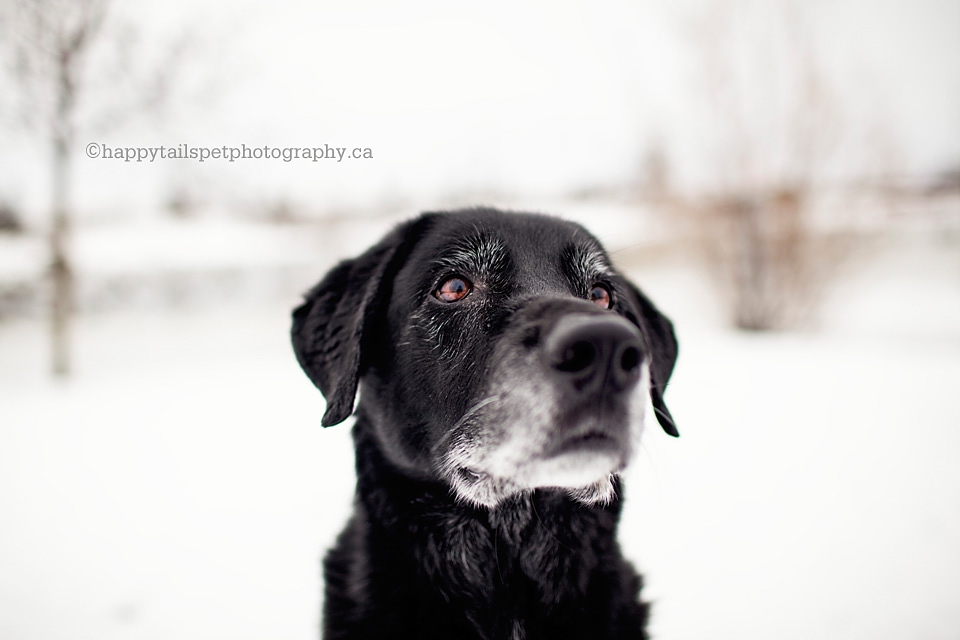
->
292 209 677 507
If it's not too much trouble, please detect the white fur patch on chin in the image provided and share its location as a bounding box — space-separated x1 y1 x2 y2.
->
525 450 621 506
447 470 618 509
444 451 622 508
522 450 622 492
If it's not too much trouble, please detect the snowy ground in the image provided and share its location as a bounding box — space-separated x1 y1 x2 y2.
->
1 222 959 639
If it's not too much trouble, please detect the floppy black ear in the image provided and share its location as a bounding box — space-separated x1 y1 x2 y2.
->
627 283 679 437
291 218 428 426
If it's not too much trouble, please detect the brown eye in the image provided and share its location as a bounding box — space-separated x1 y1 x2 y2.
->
589 284 612 309
436 276 471 303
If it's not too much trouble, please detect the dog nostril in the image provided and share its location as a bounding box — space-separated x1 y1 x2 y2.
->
545 315 645 394
556 340 596 373
620 346 641 372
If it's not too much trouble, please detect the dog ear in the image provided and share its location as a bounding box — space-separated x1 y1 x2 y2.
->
626 283 679 437
291 218 428 426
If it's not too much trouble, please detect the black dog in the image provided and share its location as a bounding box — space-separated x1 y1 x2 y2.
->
292 208 677 640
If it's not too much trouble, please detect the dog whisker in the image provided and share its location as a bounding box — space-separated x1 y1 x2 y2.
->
431 395 500 457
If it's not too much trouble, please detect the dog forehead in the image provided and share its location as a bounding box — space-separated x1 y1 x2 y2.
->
413 211 608 277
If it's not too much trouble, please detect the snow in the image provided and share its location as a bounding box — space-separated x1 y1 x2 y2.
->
622 236 960 639
0 305 353 639
1 222 959 639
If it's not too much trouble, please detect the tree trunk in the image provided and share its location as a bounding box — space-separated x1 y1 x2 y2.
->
51 43 77 378
50 132 73 377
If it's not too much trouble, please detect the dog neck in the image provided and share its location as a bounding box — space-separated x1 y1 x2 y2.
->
344 414 642 637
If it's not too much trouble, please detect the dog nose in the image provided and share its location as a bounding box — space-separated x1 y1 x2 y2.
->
545 315 644 396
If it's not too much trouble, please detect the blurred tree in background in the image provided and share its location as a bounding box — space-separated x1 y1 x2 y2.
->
0 0 188 375
682 0 849 331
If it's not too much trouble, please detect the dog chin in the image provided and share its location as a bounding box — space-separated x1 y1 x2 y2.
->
528 450 621 506
523 449 623 493
446 451 622 509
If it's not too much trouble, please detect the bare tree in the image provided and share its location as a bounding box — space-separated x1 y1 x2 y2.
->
679 0 848 330
1 0 107 375
0 0 187 375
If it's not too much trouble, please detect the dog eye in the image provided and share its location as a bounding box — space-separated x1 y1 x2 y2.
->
435 276 472 303
589 284 612 309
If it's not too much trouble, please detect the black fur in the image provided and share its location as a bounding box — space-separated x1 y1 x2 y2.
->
292 208 678 639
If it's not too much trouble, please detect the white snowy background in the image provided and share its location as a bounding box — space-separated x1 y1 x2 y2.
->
1 1 959 639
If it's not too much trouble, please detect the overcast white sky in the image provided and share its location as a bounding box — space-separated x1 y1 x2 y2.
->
1 0 958 219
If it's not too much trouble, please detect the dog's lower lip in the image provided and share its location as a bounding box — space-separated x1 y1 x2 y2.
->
548 431 620 457
458 468 486 483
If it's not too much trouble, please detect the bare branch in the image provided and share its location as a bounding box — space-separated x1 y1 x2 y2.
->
675 0 850 330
